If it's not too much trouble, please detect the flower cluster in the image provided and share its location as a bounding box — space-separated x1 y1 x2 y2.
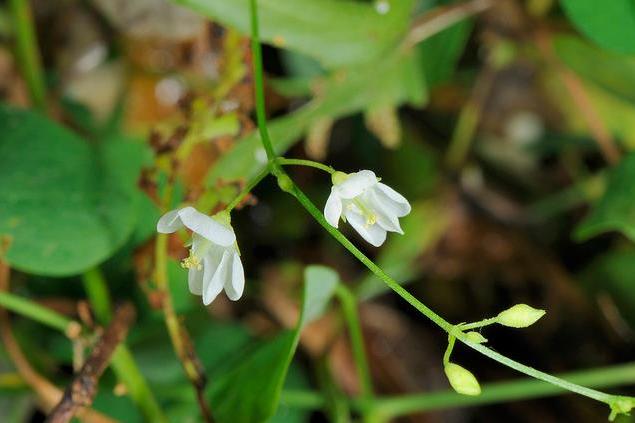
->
156 169 410 305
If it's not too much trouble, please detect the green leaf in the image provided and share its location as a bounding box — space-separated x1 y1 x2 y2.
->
207 50 428 186
207 265 338 423
554 35 635 106
576 153 635 242
420 18 472 87
560 0 635 55
0 105 145 276
172 0 415 69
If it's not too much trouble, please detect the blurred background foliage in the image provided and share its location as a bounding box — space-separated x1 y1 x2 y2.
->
1 0 635 421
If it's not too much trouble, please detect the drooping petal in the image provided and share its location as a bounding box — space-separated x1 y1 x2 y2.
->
336 170 377 199
224 250 245 301
203 249 231 305
187 266 204 295
156 209 184 233
178 207 236 246
364 189 403 234
324 188 343 228
376 183 411 217
345 210 387 247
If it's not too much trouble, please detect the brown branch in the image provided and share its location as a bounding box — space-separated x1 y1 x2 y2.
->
535 30 621 165
46 303 136 423
144 237 214 423
404 0 494 48
0 261 116 423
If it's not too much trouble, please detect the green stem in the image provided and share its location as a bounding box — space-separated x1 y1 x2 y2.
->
82 268 167 423
0 291 74 334
8 0 46 111
281 361 635 417
460 317 498 331
226 164 271 211
276 158 335 174
249 0 276 161
335 285 373 399
443 335 456 365
247 0 627 413
82 267 113 323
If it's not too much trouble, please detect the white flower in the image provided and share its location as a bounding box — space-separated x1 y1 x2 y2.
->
156 207 245 305
324 170 411 247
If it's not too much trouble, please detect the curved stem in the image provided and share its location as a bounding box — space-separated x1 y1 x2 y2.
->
443 335 456 365
0 291 74 334
246 0 628 413
8 0 46 111
249 0 276 161
226 165 271 211
276 158 335 174
336 285 373 399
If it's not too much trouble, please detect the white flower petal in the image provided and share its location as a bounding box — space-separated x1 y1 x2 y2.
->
365 189 403 234
187 266 204 295
156 209 184 233
376 183 411 217
336 170 377 199
224 250 245 301
345 210 387 247
324 189 343 228
178 207 236 246
203 250 231 305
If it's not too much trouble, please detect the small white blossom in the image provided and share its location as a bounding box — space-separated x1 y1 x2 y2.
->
324 170 411 247
156 207 244 305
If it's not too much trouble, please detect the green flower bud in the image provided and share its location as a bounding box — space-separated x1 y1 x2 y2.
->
466 331 487 344
444 363 481 396
277 174 293 193
497 304 546 328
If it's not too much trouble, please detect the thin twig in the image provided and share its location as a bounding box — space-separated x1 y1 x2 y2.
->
404 0 493 49
534 30 621 165
46 303 136 423
154 234 214 423
0 261 116 423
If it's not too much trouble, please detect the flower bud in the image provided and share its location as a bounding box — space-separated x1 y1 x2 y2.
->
466 331 487 344
277 174 293 193
444 363 481 396
497 304 545 328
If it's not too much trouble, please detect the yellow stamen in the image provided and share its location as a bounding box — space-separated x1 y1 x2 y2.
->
181 254 202 270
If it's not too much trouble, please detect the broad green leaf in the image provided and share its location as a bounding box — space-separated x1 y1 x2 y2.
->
554 35 635 106
207 265 338 423
420 19 472 87
172 0 415 69
560 0 635 55
207 49 428 185
0 105 145 276
575 153 635 242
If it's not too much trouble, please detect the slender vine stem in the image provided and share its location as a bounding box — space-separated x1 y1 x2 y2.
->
247 0 631 415
460 317 498 331
8 0 46 111
335 285 374 399
276 158 335 174
0 291 76 334
249 0 276 161
226 165 271 211
443 335 456 365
